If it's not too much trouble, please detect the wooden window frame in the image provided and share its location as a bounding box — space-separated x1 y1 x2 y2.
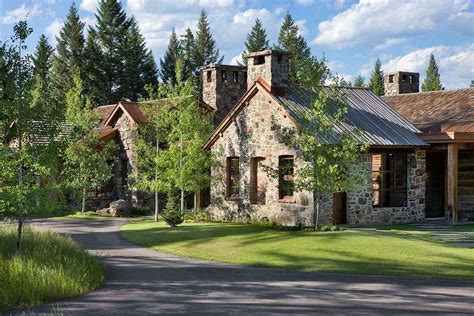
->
250 157 265 205
372 153 408 208
278 155 295 201
226 157 240 199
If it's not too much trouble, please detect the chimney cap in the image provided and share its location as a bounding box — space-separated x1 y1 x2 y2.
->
200 63 246 71
242 49 290 60
385 71 419 76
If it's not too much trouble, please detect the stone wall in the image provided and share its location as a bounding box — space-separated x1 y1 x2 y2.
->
208 89 333 227
245 50 289 90
347 150 426 225
384 72 420 96
201 64 247 124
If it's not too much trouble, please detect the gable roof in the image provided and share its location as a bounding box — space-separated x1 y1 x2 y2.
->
204 80 427 149
95 104 116 127
383 88 474 133
103 102 148 127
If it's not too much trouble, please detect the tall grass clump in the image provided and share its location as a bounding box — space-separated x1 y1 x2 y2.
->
0 224 104 310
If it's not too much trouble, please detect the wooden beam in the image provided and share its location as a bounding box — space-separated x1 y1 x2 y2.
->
447 143 459 223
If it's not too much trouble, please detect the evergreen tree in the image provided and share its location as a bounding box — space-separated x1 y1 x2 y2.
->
277 12 311 83
193 9 222 73
32 35 53 82
368 59 384 95
51 2 85 109
245 19 269 53
83 28 107 106
353 74 365 88
421 53 443 92
160 28 180 85
180 28 195 81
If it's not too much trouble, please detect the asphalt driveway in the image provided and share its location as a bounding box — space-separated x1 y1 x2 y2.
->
12 219 474 315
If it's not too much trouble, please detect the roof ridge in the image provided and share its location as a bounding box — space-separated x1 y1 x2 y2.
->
383 87 473 97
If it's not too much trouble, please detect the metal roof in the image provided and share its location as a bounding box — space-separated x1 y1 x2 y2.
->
273 85 427 147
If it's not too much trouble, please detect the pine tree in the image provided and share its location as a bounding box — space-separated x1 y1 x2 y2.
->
353 74 365 88
193 9 222 72
32 35 53 82
51 2 85 108
180 28 195 82
160 28 180 85
421 53 443 92
245 19 269 53
84 28 107 106
368 59 384 95
277 12 311 83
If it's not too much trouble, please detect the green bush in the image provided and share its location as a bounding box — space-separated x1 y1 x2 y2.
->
0 225 104 310
184 211 208 222
162 197 184 227
131 206 152 217
319 224 341 232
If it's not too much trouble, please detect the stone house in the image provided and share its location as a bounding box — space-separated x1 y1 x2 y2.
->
202 50 427 226
383 75 474 222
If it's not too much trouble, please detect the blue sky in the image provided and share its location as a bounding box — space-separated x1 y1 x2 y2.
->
1 0 473 88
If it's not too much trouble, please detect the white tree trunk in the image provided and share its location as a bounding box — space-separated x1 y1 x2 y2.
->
81 187 86 213
313 191 320 231
180 189 185 212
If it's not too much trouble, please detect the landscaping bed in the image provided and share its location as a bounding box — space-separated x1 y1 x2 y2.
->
120 220 474 280
0 224 104 311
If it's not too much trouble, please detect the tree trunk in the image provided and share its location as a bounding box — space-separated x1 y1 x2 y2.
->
81 187 86 213
313 191 320 231
180 188 185 212
154 190 159 222
16 216 23 250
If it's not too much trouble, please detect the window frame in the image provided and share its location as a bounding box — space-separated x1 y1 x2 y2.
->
226 157 240 199
371 153 408 208
278 155 295 201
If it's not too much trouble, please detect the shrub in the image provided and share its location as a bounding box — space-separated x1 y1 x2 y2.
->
0 225 104 310
319 224 341 232
131 206 152 217
162 197 184 227
184 211 208 222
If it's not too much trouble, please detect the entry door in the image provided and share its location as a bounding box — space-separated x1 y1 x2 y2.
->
425 152 445 217
333 192 347 224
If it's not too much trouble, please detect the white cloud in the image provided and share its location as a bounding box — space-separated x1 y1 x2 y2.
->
44 18 63 44
382 44 474 88
295 0 314 6
295 19 307 37
233 8 271 24
313 0 472 49
334 0 346 9
374 38 407 51
80 0 99 13
230 53 244 65
2 3 42 24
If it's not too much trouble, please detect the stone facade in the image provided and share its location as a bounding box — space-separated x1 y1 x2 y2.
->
201 64 247 124
244 50 290 90
384 71 420 96
347 150 426 225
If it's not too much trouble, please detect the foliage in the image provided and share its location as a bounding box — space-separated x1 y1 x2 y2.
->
0 225 104 310
193 9 222 79
160 28 181 85
131 206 152 217
162 195 184 227
183 211 209 222
319 224 341 232
180 28 195 83
61 69 116 212
421 53 443 92
244 18 269 55
267 82 369 229
353 74 365 88
368 58 384 95
121 220 474 280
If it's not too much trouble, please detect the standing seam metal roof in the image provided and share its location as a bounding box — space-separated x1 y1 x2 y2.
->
273 86 427 147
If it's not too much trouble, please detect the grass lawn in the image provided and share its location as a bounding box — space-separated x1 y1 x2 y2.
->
121 220 474 280
50 211 118 221
0 225 104 311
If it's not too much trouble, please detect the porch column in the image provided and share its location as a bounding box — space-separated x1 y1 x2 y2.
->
194 189 203 211
447 143 458 223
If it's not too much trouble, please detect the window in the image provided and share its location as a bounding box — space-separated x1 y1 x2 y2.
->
221 70 227 82
254 55 265 65
372 153 407 207
233 71 239 83
277 54 282 64
250 157 265 204
410 75 416 83
402 74 407 82
226 157 240 198
278 156 294 200
388 75 394 83
206 70 212 82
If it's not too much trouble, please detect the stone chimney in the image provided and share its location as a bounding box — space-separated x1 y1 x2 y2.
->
243 49 290 93
201 64 247 124
384 71 419 95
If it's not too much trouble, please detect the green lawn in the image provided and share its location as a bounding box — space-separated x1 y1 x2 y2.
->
120 220 474 280
0 225 104 310
50 211 117 221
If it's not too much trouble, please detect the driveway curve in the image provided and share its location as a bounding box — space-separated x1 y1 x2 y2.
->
12 219 474 315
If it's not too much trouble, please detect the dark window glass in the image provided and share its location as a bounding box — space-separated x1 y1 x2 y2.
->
221 70 227 82
206 70 212 82
389 75 394 83
250 157 265 204
255 55 265 65
279 156 294 199
233 71 239 83
227 157 239 198
372 153 407 207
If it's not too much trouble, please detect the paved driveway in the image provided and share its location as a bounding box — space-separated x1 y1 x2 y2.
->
12 219 474 315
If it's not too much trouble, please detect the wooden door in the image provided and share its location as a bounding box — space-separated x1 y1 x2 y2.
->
333 192 347 224
426 152 445 218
